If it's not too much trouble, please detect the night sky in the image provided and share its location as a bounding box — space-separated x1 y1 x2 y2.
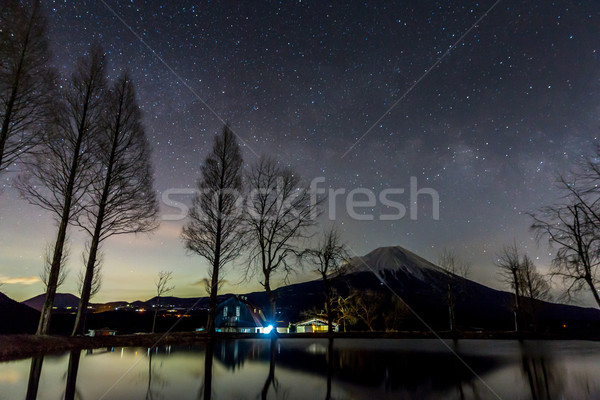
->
1 0 599 304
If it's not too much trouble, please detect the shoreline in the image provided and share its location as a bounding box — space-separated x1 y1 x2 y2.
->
1 330 599 362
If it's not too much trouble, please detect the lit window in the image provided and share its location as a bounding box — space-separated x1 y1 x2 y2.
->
223 306 228 316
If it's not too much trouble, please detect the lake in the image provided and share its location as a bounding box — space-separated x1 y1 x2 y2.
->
1 338 599 399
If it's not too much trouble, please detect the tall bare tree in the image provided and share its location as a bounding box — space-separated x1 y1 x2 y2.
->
182 124 244 334
19 46 106 335
495 242 523 332
529 144 600 307
72 73 159 335
152 270 174 334
244 156 320 321
303 227 348 333
0 0 54 173
438 248 471 332
518 254 551 331
531 202 600 307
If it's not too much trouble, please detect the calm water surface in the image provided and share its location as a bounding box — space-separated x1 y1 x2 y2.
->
1 339 599 400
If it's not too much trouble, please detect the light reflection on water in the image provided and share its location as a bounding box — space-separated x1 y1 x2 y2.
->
1 339 600 400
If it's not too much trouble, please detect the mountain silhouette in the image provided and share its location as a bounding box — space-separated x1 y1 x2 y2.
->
8 246 600 333
22 293 81 311
0 291 40 333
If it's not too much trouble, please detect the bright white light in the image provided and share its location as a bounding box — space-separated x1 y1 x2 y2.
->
263 325 274 334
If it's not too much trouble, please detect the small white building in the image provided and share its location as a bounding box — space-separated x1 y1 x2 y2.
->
295 318 338 333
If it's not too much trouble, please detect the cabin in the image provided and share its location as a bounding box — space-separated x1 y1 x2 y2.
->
87 327 117 337
275 321 291 334
295 318 339 333
215 295 269 333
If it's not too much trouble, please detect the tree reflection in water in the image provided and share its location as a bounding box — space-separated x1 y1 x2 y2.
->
146 347 169 400
519 342 562 400
261 336 278 400
201 339 214 400
25 355 43 400
326 337 334 400
13 339 600 399
64 350 81 400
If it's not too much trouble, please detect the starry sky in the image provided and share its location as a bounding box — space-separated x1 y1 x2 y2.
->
1 0 599 305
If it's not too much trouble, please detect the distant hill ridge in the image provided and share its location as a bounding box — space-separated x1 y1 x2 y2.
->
0 292 40 333
13 245 600 332
22 293 81 311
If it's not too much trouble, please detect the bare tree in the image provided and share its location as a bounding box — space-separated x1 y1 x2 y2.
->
302 227 348 333
495 242 523 332
518 254 551 331
0 0 55 173
531 202 600 307
40 242 69 289
438 248 471 332
152 271 174 334
244 155 320 321
350 289 383 332
182 124 244 334
333 294 357 332
19 46 106 335
71 245 103 335
71 73 159 336
77 244 103 299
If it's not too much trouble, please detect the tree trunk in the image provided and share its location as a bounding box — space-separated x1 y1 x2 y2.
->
64 350 81 400
152 296 159 333
261 336 277 400
37 69 91 335
37 217 69 335
586 277 600 308
25 356 43 400
324 278 334 334
71 235 99 336
206 256 219 334
72 118 120 336
512 269 521 333
326 337 334 400
206 196 223 335
264 278 276 323
203 339 214 400
447 283 456 332
72 94 122 336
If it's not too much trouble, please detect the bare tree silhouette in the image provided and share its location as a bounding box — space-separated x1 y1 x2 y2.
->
495 242 523 332
0 0 54 173
438 248 471 332
72 72 159 336
152 271 174 334
302 227 348 333
182 124 244 334
19 45 106 335
244 156 320 320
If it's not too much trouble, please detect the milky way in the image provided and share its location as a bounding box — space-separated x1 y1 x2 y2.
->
1 0 599 303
